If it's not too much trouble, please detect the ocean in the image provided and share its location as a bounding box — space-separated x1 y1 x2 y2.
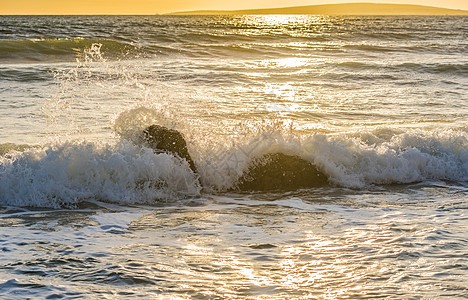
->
0 15 468 298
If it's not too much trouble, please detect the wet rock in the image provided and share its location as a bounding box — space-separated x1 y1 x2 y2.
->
142 125 328 191
236 153 328 191
143 125 197 173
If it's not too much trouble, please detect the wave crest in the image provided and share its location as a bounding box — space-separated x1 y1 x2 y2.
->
0 141 200 208
0 38 135 63
1 126 468 207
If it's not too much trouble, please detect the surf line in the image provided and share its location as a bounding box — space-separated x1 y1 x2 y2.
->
142 125 328 191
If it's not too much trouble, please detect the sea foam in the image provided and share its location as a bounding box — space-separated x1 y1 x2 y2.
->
311 129 468 188
192 126 468 191
1 126 467 207
0 140 200 208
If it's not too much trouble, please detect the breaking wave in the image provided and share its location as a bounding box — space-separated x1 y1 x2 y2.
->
0 141 200 208
1 124 468 208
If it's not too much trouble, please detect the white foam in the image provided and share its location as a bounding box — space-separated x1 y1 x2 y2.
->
2 124 468 208
194 127 468 190
0 140 200 208
309 129 468 188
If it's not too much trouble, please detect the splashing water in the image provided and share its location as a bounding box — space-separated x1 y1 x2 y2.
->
1 15 468 299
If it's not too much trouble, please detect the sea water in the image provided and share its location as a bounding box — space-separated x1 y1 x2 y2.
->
0 15 468 298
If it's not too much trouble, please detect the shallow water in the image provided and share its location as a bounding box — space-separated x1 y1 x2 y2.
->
1 15 468 298
1 185 468 298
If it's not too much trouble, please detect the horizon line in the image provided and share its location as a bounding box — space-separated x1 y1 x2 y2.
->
1 2 468 16
167 2 468 15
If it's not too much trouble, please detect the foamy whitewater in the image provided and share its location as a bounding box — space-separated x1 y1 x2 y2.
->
1 15 468 298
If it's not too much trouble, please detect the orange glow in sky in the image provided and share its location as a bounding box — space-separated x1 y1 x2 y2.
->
1 0 467 15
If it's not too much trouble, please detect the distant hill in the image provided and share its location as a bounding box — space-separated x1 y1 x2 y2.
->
167 3 468 15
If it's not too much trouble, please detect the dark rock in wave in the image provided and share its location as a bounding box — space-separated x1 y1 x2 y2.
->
142 125 328 191
235 152 328 191
143 124 197 173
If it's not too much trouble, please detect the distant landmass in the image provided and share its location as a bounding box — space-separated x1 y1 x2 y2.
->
167 3 468 15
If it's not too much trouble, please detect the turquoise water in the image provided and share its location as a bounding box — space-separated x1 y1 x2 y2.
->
0 15 468 298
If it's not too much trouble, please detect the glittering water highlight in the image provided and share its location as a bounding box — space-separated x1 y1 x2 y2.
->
0 15 467 298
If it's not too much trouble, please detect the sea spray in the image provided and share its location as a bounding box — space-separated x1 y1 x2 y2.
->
1 15 468 299
0 38 138 64
40 42 162 143
2 16 468 206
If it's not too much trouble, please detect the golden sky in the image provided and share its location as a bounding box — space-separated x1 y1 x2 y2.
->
1 0 467 15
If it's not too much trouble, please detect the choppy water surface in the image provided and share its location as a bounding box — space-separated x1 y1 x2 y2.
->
1 15 468 298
